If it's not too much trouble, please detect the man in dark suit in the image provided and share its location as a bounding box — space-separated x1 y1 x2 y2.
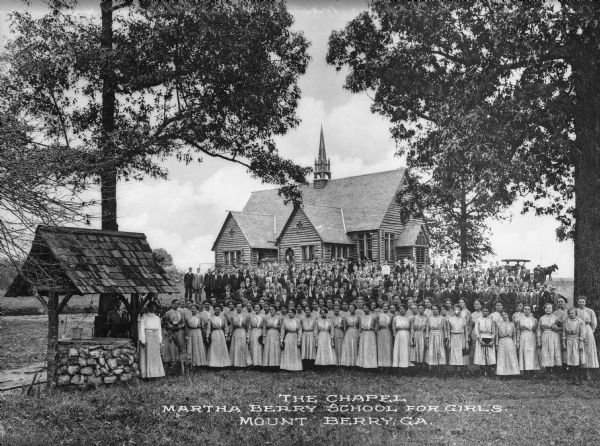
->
183 268 194 301
107 300 131 337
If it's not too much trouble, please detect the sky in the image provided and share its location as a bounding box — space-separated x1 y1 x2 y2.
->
0 1 574 276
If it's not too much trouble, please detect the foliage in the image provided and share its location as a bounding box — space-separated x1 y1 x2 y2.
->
152 248 174 268
327 1 600 296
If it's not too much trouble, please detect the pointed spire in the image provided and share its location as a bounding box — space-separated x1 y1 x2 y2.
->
318 124 327 162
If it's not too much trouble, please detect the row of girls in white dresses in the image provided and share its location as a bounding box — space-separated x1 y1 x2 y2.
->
135 297 599 377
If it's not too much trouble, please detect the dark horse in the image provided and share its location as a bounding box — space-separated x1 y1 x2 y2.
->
538 264 559 282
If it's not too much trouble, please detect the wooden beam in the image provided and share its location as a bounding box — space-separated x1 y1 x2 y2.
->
46 291 59 390
57 292 75 314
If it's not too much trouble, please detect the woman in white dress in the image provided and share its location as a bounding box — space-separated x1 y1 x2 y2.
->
138 302 165 379
410 303 428 369
392 304 412 371
340 304 360 367
206 305 231 368
262 306 282 369
517 304 540 375
563 307 586 383
473 307 496 375
356 305 378 369
446 304 468 376
495 311 520 377
576 296 599 379
280 308 303 371
248 303 264 368
314 308 336 366
185 305 207 368
537 303 562 374
331 304 345 365
376 302 394 369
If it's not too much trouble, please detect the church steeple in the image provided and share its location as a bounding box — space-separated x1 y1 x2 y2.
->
314 125 331 189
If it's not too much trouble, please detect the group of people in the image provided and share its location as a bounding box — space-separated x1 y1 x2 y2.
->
182 259 565 319
136 257 598 384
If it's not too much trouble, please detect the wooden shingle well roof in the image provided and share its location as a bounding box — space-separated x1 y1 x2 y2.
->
5 225 178 297
396 221 425 247
243 169 407 237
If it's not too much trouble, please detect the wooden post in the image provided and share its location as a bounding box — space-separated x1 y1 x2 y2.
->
129 293 140 341
46 291 59 389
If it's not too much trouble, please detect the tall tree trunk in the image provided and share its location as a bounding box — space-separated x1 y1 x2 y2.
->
46 291 59 389
459 187 468 265
572 40 600 309
101 0 118 231
99 1 118 320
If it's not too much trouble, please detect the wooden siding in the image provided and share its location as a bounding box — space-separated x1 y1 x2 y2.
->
348 231 379 261
380 197 405 263
278 208 323 263
214 215 251 266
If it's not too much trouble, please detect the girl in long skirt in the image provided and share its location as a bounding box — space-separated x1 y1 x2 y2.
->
425 305 447 375
229 303 251 368
357 306 378 369
138 302 165 379
537 303 562 374
496 311 520 377
446 305 468 376
248 304 264 368
576 297 599 378
392 304 412 370
376 303 394 369
554 297 569 368
517 305 540 374
331 304 345 365
207 305 231 368
473 307 496 375
340 304 360 367
262 306 282 368
458 298 472 367
300 306 317 369
186 305 208 368
563 307 586 383
280 308 303 371
315 308 337 366
410 304 428 368
469 300 484 370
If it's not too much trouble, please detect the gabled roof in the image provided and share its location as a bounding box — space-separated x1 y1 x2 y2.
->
230 211 277 250
300 204 354 244
5 225 178 297
243 168 407 236
396 220 427 247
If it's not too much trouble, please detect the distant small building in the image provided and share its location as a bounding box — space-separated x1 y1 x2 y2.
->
212 127 429 267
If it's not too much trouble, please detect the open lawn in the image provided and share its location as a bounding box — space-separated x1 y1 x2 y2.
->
0 315 95 370
1 369 599 445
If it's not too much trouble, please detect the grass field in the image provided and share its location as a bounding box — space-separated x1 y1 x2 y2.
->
1 369 599 445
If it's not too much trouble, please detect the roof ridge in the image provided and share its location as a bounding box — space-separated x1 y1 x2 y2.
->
37 225 146 239
302 202 343 210
229 210 275 217
248 168 406 194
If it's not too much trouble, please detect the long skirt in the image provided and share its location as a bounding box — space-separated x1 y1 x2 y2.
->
333 328 344 365
340 327 359 366
140 330 165 378
539 330 562 367
392 329 411 368
425 331 446 366
582 325 599 369
356 331 378 368
187 328 207 367
315 332 336 366
229 328 251 367
448 333 466 366
565 335 583 366
518 331 540 371
377 329 393 367
163 330 183 363
496 337 520 375
301 331 316 360
248 328 263 367
474 339 496 366
409 331 426 363
263 328 281 367
281 332 302 371
207 330 231 368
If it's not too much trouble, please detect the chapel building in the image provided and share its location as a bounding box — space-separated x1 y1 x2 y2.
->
211 127 429 267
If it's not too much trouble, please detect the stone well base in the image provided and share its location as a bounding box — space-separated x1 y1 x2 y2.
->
56 338 139 388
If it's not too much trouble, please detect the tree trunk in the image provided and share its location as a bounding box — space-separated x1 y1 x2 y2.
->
101 0 118 231
572 40 600 310
459 187 468 265
46 291 59 389
99 1 118 319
